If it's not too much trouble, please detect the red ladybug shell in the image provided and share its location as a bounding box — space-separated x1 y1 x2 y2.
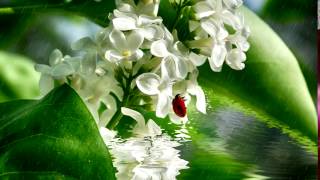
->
172 94 187 117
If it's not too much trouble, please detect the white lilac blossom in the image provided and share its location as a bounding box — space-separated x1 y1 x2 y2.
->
34 0 249 178
35 0 249 146
105 29 144 62
189 0 250 72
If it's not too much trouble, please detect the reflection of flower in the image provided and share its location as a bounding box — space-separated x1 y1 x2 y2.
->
100 129 188 180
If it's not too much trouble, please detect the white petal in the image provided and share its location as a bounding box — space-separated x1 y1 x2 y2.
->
34 64 51 74
209 43 227 72
39 74 54 95
136 73 161 95
132 119 162 137
86 102 100 124
223 0 243 9
100 95 117 127
51 63 74 77
49 49 63 66
161 56 176 79
128 49 144 61
105 50 124 62
200 18 219 37
127 30 144 51
208 57 222 72
121 107 145 126
221 11 243 30
161 55 188 79
145 119 162 136
156 93 171 118
150 40 170 57
228 33 250 52
163 27 174 42
226 48 246 70
189 52 207 66
138 15 162 25
112 17 137 31
109 29 127 51
188 84 206 114
142 25 164 41
173 56 188 79
193 1 215 19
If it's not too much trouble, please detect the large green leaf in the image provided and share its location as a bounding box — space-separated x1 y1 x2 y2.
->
0 84 116 179
0 51 40 102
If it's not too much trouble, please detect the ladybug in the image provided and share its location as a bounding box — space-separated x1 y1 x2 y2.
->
172 94 187 117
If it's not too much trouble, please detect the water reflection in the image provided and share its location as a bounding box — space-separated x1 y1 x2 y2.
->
181 107 317 179
100 105 316 180
101 131 189 180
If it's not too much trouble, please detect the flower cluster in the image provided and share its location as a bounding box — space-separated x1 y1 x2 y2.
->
35 0 249 135
189 0 250 71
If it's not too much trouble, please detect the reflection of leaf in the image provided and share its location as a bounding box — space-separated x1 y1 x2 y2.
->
0 85 116 179
261 0 316 23
0 51 40 102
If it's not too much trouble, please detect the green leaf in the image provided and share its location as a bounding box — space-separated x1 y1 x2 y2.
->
0 0 116 26
0 84 116 179
0 51 40 102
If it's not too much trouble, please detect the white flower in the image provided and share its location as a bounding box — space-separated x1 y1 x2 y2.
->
193 0 243 21
121 107 162 137
115 0 160 18
34 49 80 95
136 72 172 118
150 30 188 79
189 0 249 72
105 29 144 62
173 41 207 68
111 2 164 42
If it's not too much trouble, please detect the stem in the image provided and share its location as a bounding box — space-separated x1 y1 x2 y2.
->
170 0 183 31
106 72 134 129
